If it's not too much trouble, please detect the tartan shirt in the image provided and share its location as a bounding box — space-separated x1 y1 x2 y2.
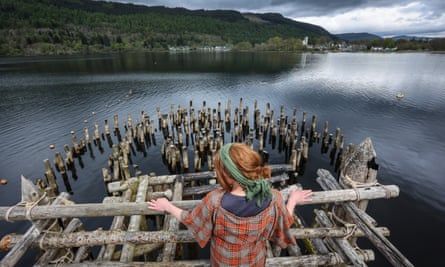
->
180 188 296 267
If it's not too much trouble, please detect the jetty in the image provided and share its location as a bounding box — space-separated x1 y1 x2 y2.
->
0 99 413 266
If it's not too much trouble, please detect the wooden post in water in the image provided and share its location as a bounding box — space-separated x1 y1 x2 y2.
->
114 114 119 131
63 145 74 166
43 159 58 196
54 152 66 174
340 138 378 211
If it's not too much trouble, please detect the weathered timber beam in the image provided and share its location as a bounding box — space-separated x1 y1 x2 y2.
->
111 244 163 260
4 227 390 249
183 173 289 196
161 180 183 261
100 188 133 261
44 252 375 267
120 176 149 262
0 185 399 221
35 218 83 266
128 164 293 186
316 169 414 267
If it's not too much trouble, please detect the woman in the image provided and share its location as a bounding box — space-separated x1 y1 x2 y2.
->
148 143 312 266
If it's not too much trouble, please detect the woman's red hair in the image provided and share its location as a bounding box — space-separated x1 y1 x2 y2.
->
214 143 271 191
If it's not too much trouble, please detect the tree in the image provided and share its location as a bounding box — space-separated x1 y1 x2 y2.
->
234 41 252 51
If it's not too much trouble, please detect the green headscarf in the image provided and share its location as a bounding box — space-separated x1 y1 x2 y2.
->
219 143 272 207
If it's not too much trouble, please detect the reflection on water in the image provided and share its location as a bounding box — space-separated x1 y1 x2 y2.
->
0 52 444 266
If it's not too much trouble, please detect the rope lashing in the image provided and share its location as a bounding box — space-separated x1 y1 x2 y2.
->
341 174 393 199
5 192 48 222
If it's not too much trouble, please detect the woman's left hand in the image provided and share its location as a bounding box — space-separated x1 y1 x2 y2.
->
148 197 172 212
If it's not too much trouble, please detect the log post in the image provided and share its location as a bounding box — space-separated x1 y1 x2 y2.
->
100 188 134 261
340 137 378 211
161 180 184 261
114 114 119 131
43 159 58 196
120 176 149 262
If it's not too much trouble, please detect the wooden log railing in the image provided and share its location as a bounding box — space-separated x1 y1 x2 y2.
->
0 185 399 222
2 227 390 250
182 172 290 196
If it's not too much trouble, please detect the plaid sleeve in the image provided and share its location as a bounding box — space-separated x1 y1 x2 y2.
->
180 190 219 248
269 190 296 248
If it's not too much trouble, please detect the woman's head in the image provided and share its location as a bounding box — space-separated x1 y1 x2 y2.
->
214 143 271 191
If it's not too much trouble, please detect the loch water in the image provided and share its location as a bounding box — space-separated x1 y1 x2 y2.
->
0 52 444 266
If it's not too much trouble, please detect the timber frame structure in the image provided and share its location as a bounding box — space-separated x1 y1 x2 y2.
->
0 99 413 266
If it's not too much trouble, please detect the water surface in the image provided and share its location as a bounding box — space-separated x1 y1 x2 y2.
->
0 52 444 266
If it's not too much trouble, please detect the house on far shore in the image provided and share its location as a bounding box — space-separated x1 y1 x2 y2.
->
168 46 191 53
196 46 232 52
371 46 384 52
370 46 398 52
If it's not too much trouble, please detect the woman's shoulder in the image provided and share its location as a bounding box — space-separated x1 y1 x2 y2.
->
203 188 225 207
270 188 284 200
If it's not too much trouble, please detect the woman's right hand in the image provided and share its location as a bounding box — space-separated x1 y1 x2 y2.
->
148 197 172 213
288 189 313 207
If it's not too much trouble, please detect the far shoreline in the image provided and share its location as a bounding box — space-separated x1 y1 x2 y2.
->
1 49 444 61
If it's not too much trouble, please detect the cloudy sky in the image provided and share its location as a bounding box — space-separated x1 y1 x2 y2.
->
111 0 445 37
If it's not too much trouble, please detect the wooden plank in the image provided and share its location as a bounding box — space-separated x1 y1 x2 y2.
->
183 173 289 196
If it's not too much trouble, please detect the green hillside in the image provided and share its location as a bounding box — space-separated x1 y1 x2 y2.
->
0 0 333 56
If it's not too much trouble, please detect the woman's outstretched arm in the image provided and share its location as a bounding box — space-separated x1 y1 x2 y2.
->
149 190 219 248
286 189 313 216
148 198 183 221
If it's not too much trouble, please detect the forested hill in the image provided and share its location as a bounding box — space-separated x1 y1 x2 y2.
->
0 0 333 56
335 33 382 42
